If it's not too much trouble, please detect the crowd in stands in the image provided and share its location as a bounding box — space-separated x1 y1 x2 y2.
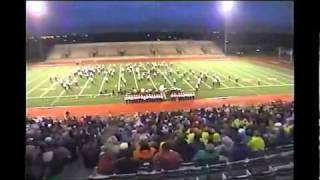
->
26 100 293 180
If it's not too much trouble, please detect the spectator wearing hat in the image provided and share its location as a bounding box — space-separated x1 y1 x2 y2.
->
153 142 183 170
117 142 131 159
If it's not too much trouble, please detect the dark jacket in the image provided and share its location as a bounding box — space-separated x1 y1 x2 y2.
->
113 157 141 174
172 139 195 161
229 143 251 161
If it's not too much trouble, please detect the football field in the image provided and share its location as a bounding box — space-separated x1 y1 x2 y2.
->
26 60 294 107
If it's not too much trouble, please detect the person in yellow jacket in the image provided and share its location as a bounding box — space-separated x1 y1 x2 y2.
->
200 131 210 144
212 132 221 144
247 131 265 151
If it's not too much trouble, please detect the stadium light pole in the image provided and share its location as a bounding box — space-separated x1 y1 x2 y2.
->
26 1 47 59
221 1 235 55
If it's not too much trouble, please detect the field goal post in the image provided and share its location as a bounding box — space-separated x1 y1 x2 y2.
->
278 47 293 64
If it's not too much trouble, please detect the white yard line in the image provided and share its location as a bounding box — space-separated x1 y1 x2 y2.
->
118 65 122 91
40 82 58 97
49 90 66 106
245 62 293 81
236 64 288 85
180 62 229 88
183 79 196 90
28 93 113 100
98 77 106 94
132 68 139 89
39 68 73 98
202 63 246 87
226 64 274 85
164 65 194 90
27 68 54 86
157 68 174 88
141 64 158 90
27 78 51 96
77 79 90 97
177 63 212 89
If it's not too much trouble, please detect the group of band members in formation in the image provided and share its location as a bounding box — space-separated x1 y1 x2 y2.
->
47 62 261 98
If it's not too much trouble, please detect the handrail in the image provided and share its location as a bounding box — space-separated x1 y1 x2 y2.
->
88 147 293 179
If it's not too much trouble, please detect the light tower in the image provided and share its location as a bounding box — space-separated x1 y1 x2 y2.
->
26 1 47 59
220 1 235 55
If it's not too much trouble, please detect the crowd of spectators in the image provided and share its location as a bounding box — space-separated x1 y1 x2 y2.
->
26 100 293 180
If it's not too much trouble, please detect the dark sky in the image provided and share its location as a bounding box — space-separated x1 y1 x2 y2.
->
26 1 293 36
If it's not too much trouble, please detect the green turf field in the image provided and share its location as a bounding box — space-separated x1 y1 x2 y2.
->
26 60 294 107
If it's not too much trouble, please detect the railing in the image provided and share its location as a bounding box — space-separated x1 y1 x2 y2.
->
88 144 293 180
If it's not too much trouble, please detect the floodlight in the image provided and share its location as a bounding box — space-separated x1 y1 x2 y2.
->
26 1 47 18
221 1 235 14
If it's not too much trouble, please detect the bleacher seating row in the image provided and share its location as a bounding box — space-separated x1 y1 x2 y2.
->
46 41 223 60
88 144 293 180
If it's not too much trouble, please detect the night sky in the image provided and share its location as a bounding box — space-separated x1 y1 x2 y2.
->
26 1 293 36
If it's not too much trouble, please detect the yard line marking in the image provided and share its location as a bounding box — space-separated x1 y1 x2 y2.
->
235 63 288 85
141 63 158 90
117 65 122 91
39 68 73 98
98 77 106 94
77 79 90 97
244 62 293 81
27 68 55 86
132 67 139 89
177 62 212 89
183 62 229 88
40 82 58 97
156 68 174 88
226 64 274 85
49 90 66 106
27 93 113 100
203 62 246 87
165 65 194 90
27 77 51 95
183 79 196 90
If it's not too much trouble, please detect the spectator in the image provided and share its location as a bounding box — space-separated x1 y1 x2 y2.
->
190 133 205 153
133 140 157 161
117 142 131 159
153 142 183 170
81 137 100 169
103 136 120 159
192 143 219 166
96 146 113 175
229 136 251 161
248 130 265 152
172 135 195 161
113 148 141 174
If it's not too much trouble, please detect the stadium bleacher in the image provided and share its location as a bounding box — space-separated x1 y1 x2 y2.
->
46 41 222 60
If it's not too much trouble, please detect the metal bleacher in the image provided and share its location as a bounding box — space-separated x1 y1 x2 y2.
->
46 41 223 60
88 144 293 180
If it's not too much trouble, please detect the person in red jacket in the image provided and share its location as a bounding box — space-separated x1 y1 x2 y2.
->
96 146 113 175
152 142 183 170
